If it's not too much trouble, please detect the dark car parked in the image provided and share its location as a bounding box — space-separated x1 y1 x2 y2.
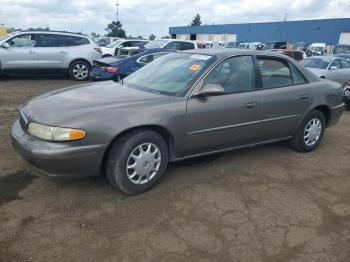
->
12 49 345 195
90 48 174 81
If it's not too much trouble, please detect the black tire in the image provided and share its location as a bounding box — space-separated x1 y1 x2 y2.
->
68 60 91 81
105 129 169 195
289 110 326 152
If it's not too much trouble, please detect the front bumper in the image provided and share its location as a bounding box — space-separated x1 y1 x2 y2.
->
11 120 105 177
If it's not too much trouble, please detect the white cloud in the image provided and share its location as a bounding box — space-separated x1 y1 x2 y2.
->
0 0 349 38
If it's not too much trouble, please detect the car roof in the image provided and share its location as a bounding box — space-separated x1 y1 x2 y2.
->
181 48 291 59
16 30 89 37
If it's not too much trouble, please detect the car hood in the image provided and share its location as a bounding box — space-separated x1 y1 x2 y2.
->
23 81 169 125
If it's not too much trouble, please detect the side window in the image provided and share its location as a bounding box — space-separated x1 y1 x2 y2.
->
7 34 34 47
122 41 132 47
289 62 308 85
257 57 293 88
35 34 64 47
138 54 154 64
133 41 147 47
294 51 303 61
61 36 89 46
330 59 341 69
340 59 350 68
164 41 181 50
180 42 195 50
204 56 254 94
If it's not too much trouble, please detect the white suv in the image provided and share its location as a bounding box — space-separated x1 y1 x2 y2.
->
101 39 149 58
0 30 102 80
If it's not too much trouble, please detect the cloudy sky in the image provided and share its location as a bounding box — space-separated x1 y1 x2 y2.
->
0 0 349 38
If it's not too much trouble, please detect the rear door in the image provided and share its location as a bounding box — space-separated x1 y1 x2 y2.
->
34 34 67 69
185 55 263 156
1 34 37 70
256 56 313 140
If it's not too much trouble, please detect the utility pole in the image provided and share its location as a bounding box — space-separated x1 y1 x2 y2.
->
116 0 119 22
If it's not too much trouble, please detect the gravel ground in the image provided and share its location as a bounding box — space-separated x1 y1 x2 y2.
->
0 78 349 262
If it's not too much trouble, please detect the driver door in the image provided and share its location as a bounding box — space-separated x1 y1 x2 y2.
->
1 34 37 70
185 56 262 156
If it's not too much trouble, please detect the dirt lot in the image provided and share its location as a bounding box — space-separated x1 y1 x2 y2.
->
0 78 350 262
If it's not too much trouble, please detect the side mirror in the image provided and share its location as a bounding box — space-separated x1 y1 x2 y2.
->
197 83 225 97
330 66 338 71
1 42 10 48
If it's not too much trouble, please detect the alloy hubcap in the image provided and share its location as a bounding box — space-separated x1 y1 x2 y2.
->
304 118 322 146
72 64 88 80
126 143 161 185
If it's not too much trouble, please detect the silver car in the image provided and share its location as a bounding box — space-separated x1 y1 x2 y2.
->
0 30 102 80
11 50 345 195
301 56 350 84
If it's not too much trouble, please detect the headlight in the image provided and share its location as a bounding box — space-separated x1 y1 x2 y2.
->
28 122 86 141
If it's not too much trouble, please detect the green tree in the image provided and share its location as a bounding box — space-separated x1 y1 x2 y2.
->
105 21 126 38
161 36 170 39
149 34 156 41
191 14 202 26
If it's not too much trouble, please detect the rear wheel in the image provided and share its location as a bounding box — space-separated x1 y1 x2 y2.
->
68 60 90 81
106 130 169 195
289 110 326 152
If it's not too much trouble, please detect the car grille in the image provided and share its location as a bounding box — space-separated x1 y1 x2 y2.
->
19 109 29 130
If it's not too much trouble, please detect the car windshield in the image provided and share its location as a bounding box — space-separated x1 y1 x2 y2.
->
123 52 215 96
225 42 235 47
334 46 350 54
106 40 123 48
145 40 169 49
301 58 331 69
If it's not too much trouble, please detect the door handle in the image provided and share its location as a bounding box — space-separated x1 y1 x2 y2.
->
300 94 310 100
60 51 68 54
28 50 35 54
245 101 258 109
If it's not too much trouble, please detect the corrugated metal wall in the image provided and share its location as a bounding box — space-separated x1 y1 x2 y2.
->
169 18 350 44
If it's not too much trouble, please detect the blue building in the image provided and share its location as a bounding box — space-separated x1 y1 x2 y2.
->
169 18 350 45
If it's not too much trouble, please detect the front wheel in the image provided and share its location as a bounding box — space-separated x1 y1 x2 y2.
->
289 110 326 152
68 60 91 81
106 130 169 195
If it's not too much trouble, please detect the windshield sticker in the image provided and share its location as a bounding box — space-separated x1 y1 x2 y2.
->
189 64 201 72
190 54 211 60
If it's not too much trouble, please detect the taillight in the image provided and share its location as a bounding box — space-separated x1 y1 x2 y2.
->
94 47 102 53
101 66 118 73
